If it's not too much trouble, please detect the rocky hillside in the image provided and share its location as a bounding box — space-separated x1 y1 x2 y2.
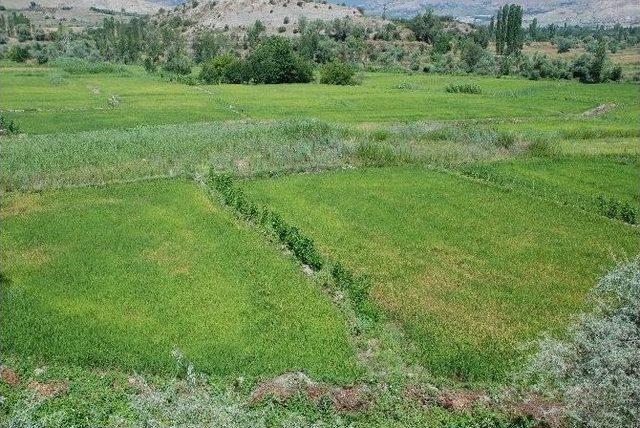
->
3 0 163 14
165 0 379 34
338 0 639 26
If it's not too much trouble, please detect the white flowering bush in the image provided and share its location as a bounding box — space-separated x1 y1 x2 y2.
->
525 259 640 428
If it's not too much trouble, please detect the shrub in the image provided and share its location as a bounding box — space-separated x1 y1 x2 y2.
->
0 113 20 134
162 53 192 75
51 57 127 74
556 37 572 53
524 260 640 428
319 59 356 85
596 194 637 224
199 54 236 84
619 202 637 225
445 83 481 94
143 56 157 73
608 65 623 81
527 136 558 157
331 262 378 320
495 131 517 149
16 24 32 42
209 172 323 270
7 45 31 63
245 36 313 83
221 59 250 84
354 141 401 166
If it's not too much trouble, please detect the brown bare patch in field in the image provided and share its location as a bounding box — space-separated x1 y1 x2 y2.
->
20 246 52 267
0 194 42 219
249 372 370 411
27 379 69 399
144 242 191 276
505 393 565 428
436 389 490 412
374 246 514 343
581 103 617 117
0 366 20 387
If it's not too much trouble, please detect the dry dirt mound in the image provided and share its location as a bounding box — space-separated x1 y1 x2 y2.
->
249 372 371 411
581 103 617 117
27 379 69 398
0 365 20 387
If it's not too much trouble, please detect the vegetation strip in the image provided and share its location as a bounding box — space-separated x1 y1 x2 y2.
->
205 171 380 322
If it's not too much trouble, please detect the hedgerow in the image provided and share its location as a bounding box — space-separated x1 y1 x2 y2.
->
207 171 379 321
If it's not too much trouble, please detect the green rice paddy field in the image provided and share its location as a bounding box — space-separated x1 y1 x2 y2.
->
1 61 638 424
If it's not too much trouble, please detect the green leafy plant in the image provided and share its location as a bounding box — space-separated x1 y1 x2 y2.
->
0 113 20 134
319 60 357 85
445 83 482 94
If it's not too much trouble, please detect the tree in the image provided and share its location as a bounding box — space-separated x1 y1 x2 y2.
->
494 4 523 55
408 10 442 44
505 4 523 54
494 6 506 54
246 20 265 47
529 18 538 41
192 29 221 63
462 41 486 72
473 25 490 48
245 36 312 84
588 36 608 83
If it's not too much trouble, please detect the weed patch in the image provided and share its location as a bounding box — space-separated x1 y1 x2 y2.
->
445 83 482 94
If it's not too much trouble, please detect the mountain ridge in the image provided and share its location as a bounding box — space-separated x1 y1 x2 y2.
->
337 0 639 26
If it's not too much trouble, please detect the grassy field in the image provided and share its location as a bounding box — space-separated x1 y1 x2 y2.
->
245 167 639 379
1 179 360 382
1 63 638 135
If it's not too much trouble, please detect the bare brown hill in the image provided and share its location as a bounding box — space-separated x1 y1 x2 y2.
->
165 0 382 34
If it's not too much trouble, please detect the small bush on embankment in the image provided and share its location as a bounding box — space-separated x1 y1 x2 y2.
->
320 60 357 85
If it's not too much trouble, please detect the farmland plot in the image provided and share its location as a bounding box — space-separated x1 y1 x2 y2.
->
0 179 360 382
245 167 639 379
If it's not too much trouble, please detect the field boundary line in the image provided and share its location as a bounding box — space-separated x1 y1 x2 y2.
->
428 164 639 227
189 86 252 119
1 172 185 195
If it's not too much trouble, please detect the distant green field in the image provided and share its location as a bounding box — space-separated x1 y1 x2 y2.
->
245 167 639 379
1 179 360 381
1 64 638 135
